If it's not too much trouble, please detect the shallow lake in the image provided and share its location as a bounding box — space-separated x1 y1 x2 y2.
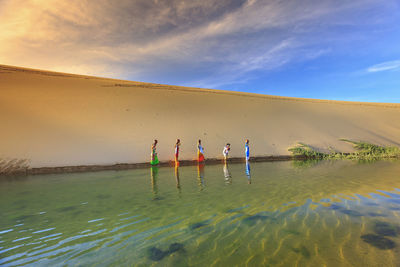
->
1 160 400 266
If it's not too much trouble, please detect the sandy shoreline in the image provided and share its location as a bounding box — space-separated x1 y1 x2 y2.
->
1 155 308 176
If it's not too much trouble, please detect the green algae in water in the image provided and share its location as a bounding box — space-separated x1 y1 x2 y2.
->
1 160 400 266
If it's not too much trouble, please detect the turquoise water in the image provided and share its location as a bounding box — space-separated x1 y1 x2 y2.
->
1 160 400 266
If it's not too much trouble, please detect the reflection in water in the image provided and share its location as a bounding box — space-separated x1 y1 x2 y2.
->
175 165 181 195
292 159 321 168
197 164 205 190
245 161 251 184
150 166 159 200
1 160 400 266
223 162 232 184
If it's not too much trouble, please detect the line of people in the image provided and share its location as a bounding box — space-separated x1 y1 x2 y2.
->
150 139 250 165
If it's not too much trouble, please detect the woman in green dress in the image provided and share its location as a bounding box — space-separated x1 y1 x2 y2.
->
151 139 159 165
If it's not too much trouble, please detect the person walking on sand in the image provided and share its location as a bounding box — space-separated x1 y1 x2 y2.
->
151 140 159 165
223 143 230 162
245 139 250 161
198 139 205 163
174 139 181 165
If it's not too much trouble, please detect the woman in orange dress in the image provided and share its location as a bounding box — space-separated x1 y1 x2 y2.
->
198 139 205 163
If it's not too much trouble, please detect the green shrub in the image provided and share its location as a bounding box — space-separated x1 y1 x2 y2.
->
288 143 326 158
288 140 400 160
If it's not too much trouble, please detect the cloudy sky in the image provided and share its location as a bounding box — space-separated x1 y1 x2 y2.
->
1 0 400 102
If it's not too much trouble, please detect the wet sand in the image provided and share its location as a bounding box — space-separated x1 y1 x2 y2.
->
1 64 400 172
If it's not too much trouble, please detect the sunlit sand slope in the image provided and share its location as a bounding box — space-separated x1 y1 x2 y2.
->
1 64 400 168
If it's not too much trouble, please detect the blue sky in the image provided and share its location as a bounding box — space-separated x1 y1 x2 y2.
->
1 0 399 102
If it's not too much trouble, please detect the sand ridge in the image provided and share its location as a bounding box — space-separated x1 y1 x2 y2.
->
2 64 400 108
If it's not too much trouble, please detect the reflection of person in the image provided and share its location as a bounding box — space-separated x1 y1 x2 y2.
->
150 166 159 200
246 161 251 184
223 162 232 184
175 165 181 193
174 139 181 165
245 139 250 161
198 139 205 163
151 140 159 165
223 143 231 162
197 163 205 190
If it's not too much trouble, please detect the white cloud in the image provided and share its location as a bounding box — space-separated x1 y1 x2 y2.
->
0 0 398 87
367 60 400 73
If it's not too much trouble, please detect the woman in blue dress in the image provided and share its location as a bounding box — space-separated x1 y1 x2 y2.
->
245 139 250 161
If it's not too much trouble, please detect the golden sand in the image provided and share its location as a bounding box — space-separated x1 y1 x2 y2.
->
1 64 400 168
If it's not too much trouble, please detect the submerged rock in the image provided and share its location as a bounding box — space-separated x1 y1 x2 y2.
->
147 247 167 261
374 221 398 237
361 234 396 250
148 243 185 261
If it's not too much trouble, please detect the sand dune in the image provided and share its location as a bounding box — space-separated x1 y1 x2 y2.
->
1 64 400 169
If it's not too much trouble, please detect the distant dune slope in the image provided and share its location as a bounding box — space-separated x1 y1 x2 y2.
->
1 64 400 168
